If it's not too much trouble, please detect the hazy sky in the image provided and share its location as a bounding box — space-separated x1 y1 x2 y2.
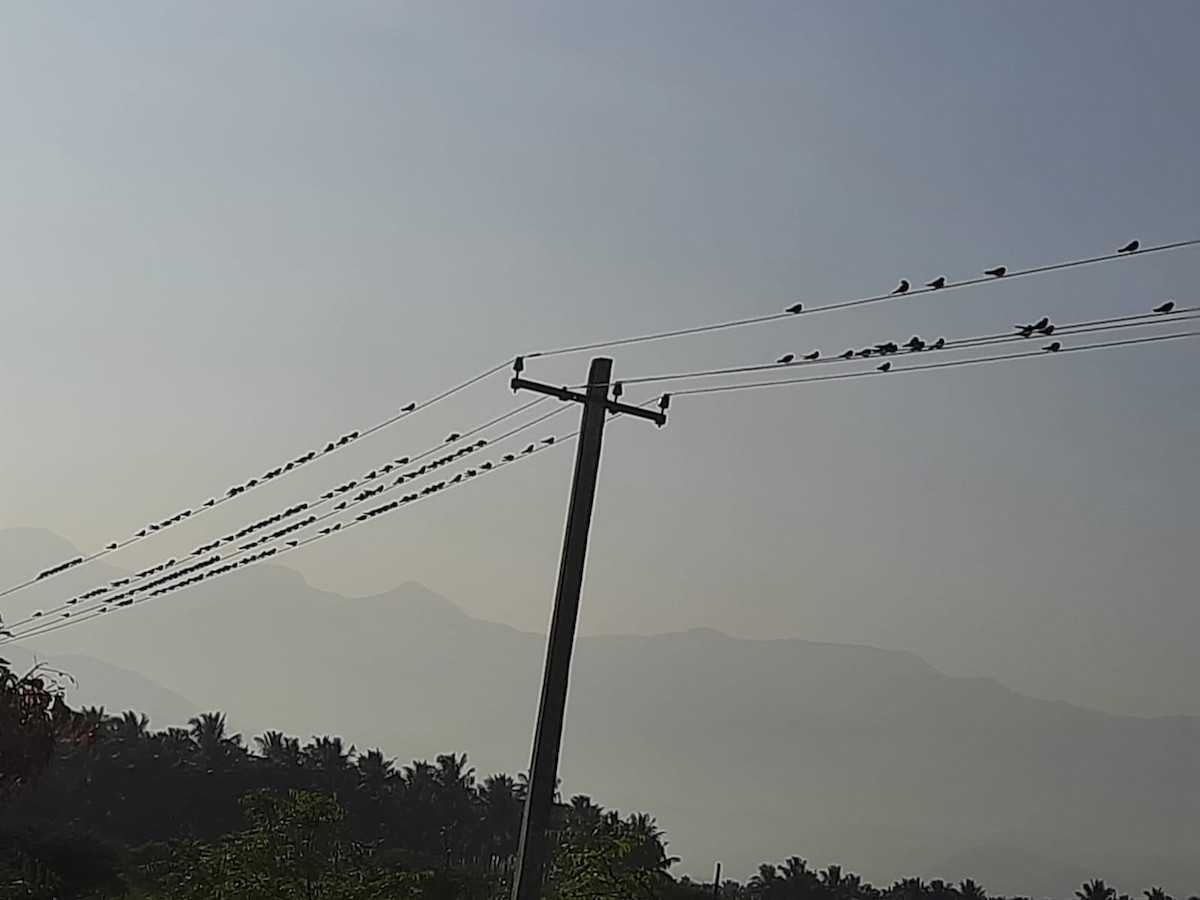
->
2 2 1198 718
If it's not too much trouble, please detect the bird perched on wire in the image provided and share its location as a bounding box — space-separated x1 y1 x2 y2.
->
839 349 854 359
1153 300 1175 313
541 436 555 445
906 336 926 351
877 362 892 372
1040 324 1056 335
1118 239 1139 253
445 433 461 442
1015 324 1036 338
401 402 417 412
803 350 820 361
893 279 910 295
776 353 794 364
106 542 118 551
931 337 946 350
786 303 803 314
985 266 1007 278
1033 316 1050 331
522 444 535 454
926 276 946 289
1043 341 1062 352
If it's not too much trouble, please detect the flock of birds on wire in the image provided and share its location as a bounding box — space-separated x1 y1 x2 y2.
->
7 236 1194 640
772 238 1173 374
773 298 1177 373
13 428 568 628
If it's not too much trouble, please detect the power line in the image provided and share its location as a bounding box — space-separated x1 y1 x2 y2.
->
0 360 512 604
3 418 583 646
1 397 563 633
525 237 1200 359
668 330 1199 398
612 307 1198 388
4 393 665 646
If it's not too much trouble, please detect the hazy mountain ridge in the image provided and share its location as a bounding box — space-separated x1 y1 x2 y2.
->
2 527 1197 897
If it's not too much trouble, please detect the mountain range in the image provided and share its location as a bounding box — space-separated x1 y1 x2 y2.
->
1 526 1196 898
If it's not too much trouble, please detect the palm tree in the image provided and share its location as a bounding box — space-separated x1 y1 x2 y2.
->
112 711 149 744
303 736 355 794
1143 890 1172 900
564 794 604 837
254 730 301 768
749 863 780 897
479 773 523 870
959 879 988 900
434 752 478 865
1077 880 1117 900
188 712 242 771
887 877 927 900
774 856 819 898
622 812 679 873
355 748 395 794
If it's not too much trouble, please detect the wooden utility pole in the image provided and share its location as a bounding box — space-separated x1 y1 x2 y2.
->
509 356 666 900
713 862 722 896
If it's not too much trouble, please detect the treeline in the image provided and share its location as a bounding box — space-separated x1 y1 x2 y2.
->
0 709 1189 900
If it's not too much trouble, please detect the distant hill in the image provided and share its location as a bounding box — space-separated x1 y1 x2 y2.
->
0 644 198 728
2 527 1197 897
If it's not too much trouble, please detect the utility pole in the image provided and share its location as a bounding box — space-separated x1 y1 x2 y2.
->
509 356 667 900
713 862 722 897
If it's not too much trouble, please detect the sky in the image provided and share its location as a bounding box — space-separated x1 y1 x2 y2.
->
2 1 1199 719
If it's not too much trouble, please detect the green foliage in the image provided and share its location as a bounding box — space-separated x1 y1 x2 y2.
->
140 789 426 900
0 821 124 899
0 661 95 805
1 706 1185 900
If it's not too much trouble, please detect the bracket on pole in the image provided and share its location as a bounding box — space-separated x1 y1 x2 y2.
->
511 359 668 427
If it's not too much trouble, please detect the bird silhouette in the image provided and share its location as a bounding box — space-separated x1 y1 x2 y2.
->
334 501 347 511
906 337 926 352
204 499 216 507
503 454 515 462
931 337 946 349
786 303 803 314
445 433 461 442
136 530 147 538
106 542 118 550
395 456 410 465
926 276 946 289
803 350 820 360
481 461 494 470
1043 341 1061 352
858 348 874 357
522 444 535 454
541 436 555 445
877 362 892 372
1153 300 1175 313
325 443 336 453
893 279 910 294
1016 324 1035 338
401 402 417 412
1118 239 1139 253
286 541 298 548
839 349 854 359
985 266 1007 277
776 353 795 364
1033 316 1050 330
1039 324 1056 336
